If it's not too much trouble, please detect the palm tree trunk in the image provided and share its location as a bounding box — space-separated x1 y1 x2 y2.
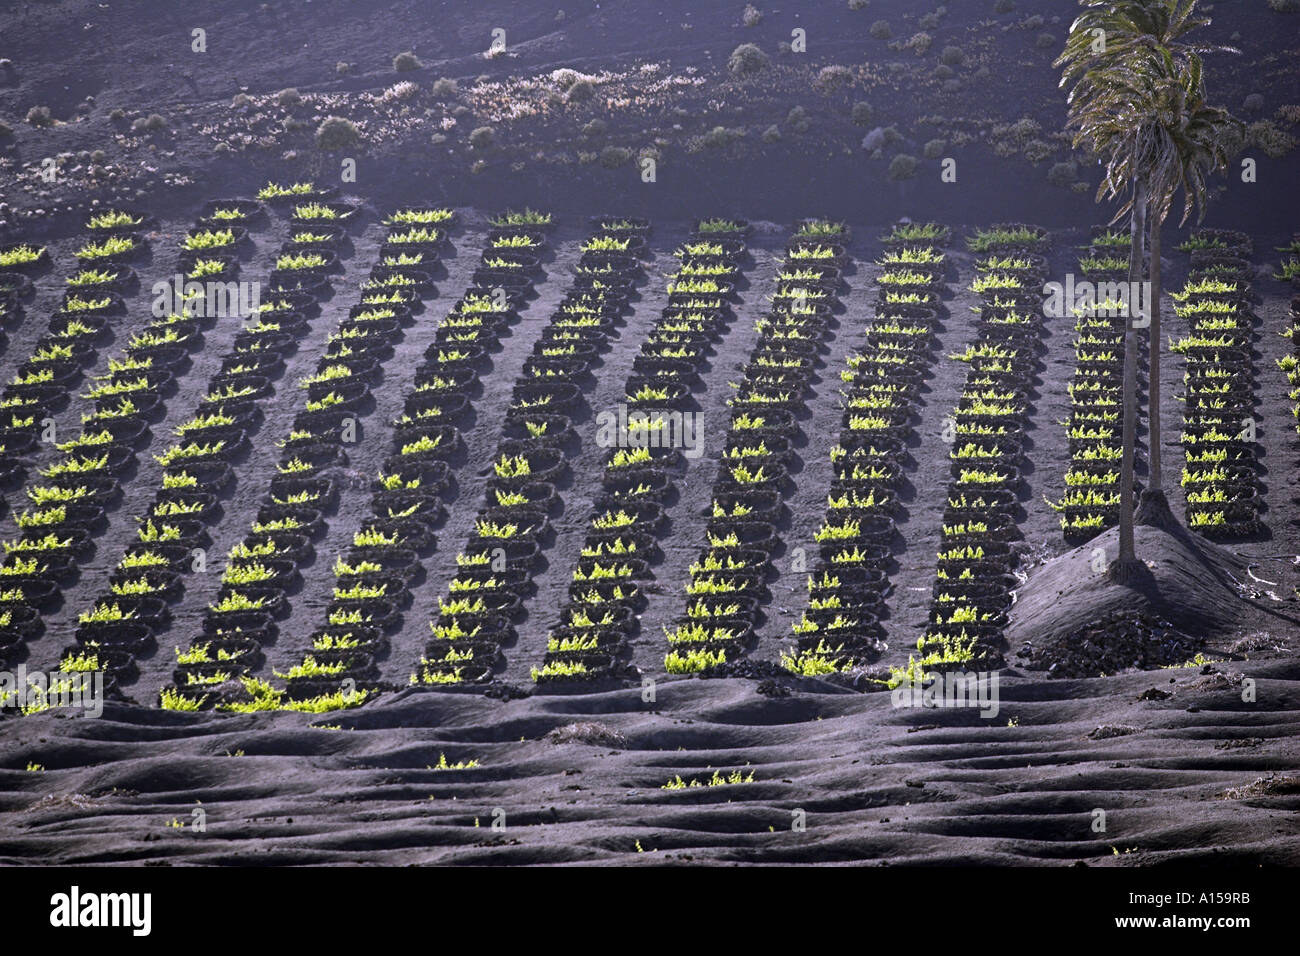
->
1110 179 1147 579
1136 209 1180 530
1146 216 1162 492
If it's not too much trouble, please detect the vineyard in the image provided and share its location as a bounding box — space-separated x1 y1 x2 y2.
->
1 0 1299 915
0 192 1296 866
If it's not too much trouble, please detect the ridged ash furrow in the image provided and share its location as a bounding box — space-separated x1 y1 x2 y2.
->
264 214 564 704
658 220 852 677
382 221 588 685
44 191 360 698
21 225 292 680
0 210 270 671
7 663 1297 865
0 218 160 520
771 223 954 677
1041 227 1154 549
157 204 455 709
1261 242 1299 569
1049 231 1128 545
410 217 650 690
1173 230 1264 539
244 220 496 694
143 221 382 687
528 220 754 689
908 224 1052 677
0 245 60 374
0 207 274 672
0 256 80 483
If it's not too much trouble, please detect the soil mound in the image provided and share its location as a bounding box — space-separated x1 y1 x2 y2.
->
1015 610 1203 678
1007 523 1256 673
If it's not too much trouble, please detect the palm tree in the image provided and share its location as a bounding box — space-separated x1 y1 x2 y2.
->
1056 0 1237 577
1134 53 1239 518
1057 0 1230 94
1061 49 1161 577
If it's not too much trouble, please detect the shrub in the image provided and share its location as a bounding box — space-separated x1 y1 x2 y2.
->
432 77 459 97
787 105 811 133
990 115 1042 156
870 19 891 39
469 126 495 149
231 93 252 107
1268 0 1300 10
1047 161 1078 186
851 101 874 126
849 0 869 8
762 124 782 142
566 78 595 102
923 138 946 159
393 51 422 72
702 125 741 148
132 113 167 132
599 145 633 167
1242 93 1264 113
316 115 360 150
934 64 954 79
1009 116 1041 139
277 88 301 107
861 125 899 151
995 0 1015 11
743 3 762 26
728 42 770 75
888 153 918 180
908 32 933 55
26 106 53 127
1036 32 1057 49
336 61 351 74
814 64 853 92
1023 138 1054 162
1246 119 1297 158
552 68 582 90
1021 14 1044 29
582 118 607 138
940 45 964 66
109 108 125 120
90 149 105 163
